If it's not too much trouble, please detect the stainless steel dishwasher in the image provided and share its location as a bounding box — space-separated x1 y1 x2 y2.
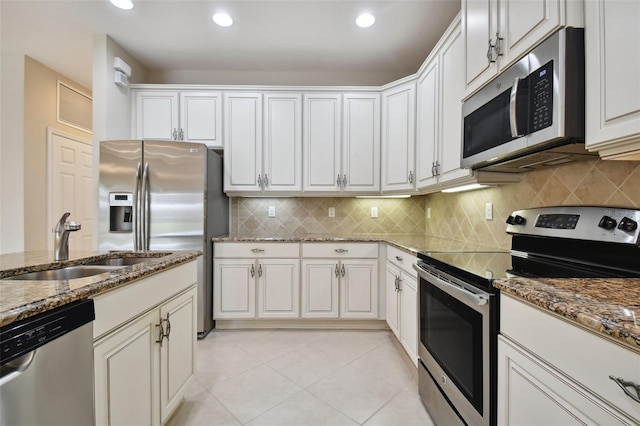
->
0 299 95 425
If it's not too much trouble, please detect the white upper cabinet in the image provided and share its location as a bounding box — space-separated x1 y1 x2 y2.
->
462 0 580 98
303 94 342 192
585 0 640 160
343 93 381 193
133 90 222 148
304 93 380 194
381 82 416 192
224 93 263 192
263 94 303 192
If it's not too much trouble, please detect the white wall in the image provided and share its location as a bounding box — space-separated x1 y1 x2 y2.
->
92 35 148 249
0 54 25 254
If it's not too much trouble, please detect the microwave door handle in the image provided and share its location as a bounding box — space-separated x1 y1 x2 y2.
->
509 77 523 138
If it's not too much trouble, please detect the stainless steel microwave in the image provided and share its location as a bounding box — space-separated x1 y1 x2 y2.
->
461 28 593 173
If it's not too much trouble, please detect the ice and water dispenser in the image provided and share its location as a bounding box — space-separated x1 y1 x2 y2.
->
109 193 133 232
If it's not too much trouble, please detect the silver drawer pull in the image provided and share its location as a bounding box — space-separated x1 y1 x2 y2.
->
609 376 640 403
395 256 403 262
334 248 349 253
251 248 265 253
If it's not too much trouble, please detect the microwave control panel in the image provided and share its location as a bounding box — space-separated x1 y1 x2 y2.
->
529 60 554 132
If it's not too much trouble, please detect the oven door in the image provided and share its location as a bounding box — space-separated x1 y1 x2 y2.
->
415 262 493 426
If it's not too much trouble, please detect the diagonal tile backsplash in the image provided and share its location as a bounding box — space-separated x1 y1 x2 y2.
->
230 159 640 250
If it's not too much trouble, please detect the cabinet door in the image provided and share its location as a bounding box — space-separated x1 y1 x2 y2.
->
498 336 628 425
301 260 339 318
159 288 196 423
381 82 416 192
585 0 640 157
385 262 401 337
94 310 159 426
399 273 418 366
257 259 300 318
263 94 302 192
438 22 474 184
303 94 342 192
340 260 378 319
179 92 222 148
224 93 263 192
343 93 380 193
415 59 440 190
498 0 562 70
135 91 179 140
213 259 256 319
462 0 498 96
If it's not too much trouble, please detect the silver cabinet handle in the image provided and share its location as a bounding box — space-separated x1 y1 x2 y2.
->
342 174 347 188
434 161 440 176
335 264 340 277
493 32 503 58
172 128 178 140
487 38 495 63
179 128 184 140
155 322 165 346
251 248 265 253
264 174 269 187
258 264 263 277
609 376 640 403
162 313 171 340
431 162 436 177
341 264 345 277
257 174 262 189
334 248 349 253
250 264 255 278
408 170 413 184
336 174 341 187
395 256 403 262
394 275 399 292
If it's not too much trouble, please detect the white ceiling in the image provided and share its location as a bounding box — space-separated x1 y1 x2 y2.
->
0 0 461 89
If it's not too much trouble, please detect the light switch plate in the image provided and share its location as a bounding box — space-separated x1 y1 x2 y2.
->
371 206 378 218
328 207 335 218
268 206 276 217
485 203 493 220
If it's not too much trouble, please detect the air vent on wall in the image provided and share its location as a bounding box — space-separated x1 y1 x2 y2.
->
57 81 92 134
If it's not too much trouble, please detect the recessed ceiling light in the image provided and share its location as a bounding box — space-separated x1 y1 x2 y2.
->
109 0 133 10
355 13 375 28
212 13 233 27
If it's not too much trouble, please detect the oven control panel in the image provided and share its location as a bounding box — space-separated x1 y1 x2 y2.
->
506 206 640 245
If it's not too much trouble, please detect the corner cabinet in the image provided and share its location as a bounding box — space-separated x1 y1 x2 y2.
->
498 294 640 425
132 90 223 148
303 93 380 194
585 0 640 160
381 82 416 193
93 261 198 426
462 0 582 98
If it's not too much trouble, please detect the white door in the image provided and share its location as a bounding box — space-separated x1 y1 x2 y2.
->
48 128 94 252
135 91 179 140
179 91 222 148
257 259 300 318
385 262 401 337
415 59 440 190
400 273 418 366
301 260 339 318
213 259 257 319
340 260 378 319
462 0 498 95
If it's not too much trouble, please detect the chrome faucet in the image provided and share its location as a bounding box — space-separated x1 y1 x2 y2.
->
54 212 81 261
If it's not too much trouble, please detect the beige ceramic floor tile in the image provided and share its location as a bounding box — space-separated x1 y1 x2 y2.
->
246 390 359 426
349 342 416 389
267 343 347 387
166 380 241 426
363 390 434 426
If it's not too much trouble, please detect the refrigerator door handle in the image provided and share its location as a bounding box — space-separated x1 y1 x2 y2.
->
141 162 150 251
134 162 142 251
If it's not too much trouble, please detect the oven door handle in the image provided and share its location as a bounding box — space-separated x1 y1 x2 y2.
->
415 264 489 307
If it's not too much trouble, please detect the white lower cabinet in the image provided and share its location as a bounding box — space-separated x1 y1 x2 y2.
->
498 294 640 425
257 259 300 318
93 261 198 426
301 259 340 318
339 259 378 319
385 245 418 366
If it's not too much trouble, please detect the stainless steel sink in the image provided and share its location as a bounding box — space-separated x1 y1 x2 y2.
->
3 265 124 281
86 257 153 266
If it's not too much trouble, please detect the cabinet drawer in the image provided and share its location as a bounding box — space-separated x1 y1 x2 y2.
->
387 245 417 276
501 294 640 421
214 242 300 258
301 242 379 258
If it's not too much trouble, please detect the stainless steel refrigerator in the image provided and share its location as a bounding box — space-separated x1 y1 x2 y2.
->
98 140 228 337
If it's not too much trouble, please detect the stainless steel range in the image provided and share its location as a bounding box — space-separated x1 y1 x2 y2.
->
414 206 640 426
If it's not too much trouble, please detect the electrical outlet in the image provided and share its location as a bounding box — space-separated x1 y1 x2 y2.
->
370 206 378 218
328 207 335 218
268 206 276 217
427 207 432 219
485 203 493 220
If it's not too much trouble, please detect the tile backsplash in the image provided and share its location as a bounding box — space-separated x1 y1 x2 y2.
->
230 159 640 250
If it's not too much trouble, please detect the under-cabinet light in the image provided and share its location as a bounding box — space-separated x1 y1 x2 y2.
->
441 184 490 193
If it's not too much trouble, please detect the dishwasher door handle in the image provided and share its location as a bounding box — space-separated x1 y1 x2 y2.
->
0 350 36 385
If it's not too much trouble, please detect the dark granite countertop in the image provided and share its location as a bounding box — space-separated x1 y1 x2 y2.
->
0 250 201 327
494 277 640 352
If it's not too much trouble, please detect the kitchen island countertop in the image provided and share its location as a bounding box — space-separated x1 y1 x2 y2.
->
494 277 640 351
0 250 201 327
